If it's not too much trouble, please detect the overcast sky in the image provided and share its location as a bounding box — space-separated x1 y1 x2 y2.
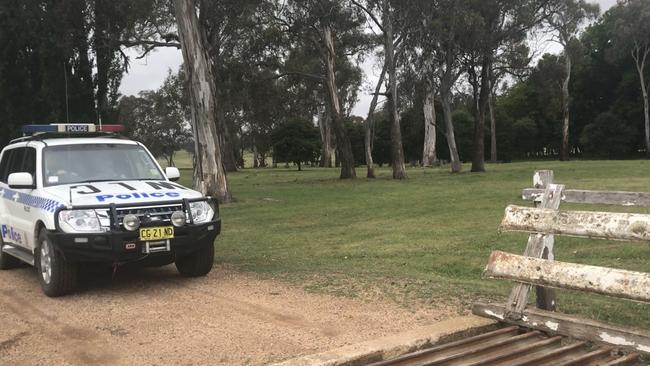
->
119 0 618 116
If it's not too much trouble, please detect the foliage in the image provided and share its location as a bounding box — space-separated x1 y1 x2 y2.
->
580 112 638 158
271 118 322 170
118 70 192 166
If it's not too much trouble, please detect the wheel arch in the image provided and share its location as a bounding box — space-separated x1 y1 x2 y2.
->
33 220 46 251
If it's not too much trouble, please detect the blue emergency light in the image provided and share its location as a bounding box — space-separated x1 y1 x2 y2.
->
22 123 125 136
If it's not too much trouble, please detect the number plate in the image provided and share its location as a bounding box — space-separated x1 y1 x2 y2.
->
139 226 174 241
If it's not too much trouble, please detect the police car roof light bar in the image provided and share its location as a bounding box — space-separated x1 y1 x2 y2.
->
21 123 125 136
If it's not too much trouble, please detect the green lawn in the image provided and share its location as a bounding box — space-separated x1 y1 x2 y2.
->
178 160 650 329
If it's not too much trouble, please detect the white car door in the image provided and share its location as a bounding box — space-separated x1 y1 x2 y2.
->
0 146 34 251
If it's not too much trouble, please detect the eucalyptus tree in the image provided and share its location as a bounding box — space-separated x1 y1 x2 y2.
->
461 0 552 172
409 0 465 173
350 0 407 179
363 62 387 178
197 0 268 171
546 0 599 161
173 0 232 202
269 0 367 179
608 0 650 158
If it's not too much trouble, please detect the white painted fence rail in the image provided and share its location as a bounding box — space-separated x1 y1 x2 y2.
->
484 251 650 303
522 188 650 207
500 205 650 242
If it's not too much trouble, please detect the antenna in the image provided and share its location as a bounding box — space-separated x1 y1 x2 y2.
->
63 62 70 124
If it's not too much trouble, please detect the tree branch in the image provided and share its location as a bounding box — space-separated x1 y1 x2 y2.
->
350 0 384 33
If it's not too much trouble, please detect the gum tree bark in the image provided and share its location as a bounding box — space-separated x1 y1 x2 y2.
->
560 53 572 161
422 80 438 167
322 25 356 179
383 0 407 179
631 44 650 158
489 90 497 163
471 56 491 172
318 104 333 167
440 64 462 173
173 0 232 202
364 63 387 178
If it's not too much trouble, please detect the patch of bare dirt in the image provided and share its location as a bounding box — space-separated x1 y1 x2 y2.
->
0 265 457 365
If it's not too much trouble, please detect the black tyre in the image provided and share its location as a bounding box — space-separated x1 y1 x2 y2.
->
0 237 21 270
36 229 78 297
175 244 214 277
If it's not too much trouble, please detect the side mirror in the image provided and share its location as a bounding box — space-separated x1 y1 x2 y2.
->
8 172 35 189
165 167 180 182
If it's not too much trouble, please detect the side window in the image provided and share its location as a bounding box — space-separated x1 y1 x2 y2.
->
7 148 26 176
22 148 36 177
0 149 13 183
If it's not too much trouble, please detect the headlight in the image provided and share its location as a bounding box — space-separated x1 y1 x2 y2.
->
189 201 214 223
58 210 102 233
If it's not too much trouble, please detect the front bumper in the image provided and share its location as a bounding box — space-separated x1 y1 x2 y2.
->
48 220 221 263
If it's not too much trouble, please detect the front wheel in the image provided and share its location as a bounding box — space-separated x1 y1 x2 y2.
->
36 229 78 297
175 244 214 277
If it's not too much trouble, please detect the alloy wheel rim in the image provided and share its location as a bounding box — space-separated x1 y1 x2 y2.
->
40 240 52 284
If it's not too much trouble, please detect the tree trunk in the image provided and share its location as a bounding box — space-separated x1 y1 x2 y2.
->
633 48 650 158
365 63 387 178
215 102 238 172
441 90 462 173
471 56 490 173
440 66 462 173
322 25 356 179
489 90 497 163
383 0 407 180
560 52 572 161
252 138 259 169
318 105 333 167
173 0 232 202
422 80 438 167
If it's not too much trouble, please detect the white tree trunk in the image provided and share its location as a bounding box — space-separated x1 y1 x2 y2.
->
317 104 333 167
633 47 650 158
383 0 407 179
364 63 387 178
489 91 497 163
422 81 438 167
440 64 461 173
560 52 572 161
322 25 356 179
173 0 231 202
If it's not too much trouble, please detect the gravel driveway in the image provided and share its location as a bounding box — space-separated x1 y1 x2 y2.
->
0 265 455 365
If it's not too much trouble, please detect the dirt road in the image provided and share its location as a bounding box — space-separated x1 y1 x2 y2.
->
0 265 456 365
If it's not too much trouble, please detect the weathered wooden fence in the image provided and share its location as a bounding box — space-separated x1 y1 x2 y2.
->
473 170 650 356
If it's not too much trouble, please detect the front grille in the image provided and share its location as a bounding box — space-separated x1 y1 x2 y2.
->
115 204 184 227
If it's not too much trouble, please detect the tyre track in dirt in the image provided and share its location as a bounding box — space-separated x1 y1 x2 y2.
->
0 265 457 365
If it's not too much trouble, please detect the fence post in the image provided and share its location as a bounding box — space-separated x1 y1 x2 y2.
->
534 170 557 311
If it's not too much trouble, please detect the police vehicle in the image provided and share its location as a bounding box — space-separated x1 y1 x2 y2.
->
0 124 220 297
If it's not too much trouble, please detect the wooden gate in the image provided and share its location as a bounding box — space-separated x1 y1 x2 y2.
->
472 170 650 359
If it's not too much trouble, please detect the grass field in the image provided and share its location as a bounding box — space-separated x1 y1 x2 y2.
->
176 160 650 329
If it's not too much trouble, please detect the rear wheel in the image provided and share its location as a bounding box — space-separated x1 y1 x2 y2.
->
36 229 78 297
0 237 21 270
175 244 214 277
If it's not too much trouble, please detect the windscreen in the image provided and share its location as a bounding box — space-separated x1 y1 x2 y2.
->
43 144 165 186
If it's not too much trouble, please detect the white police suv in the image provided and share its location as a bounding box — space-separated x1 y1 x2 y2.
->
0 124 220 297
